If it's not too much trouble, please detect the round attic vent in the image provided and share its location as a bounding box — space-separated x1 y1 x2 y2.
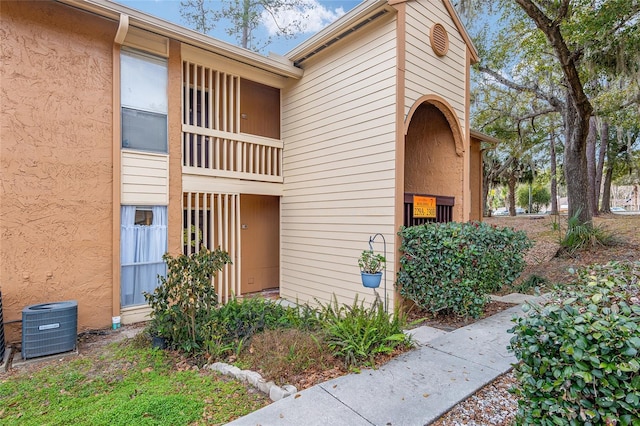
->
430 23 449 57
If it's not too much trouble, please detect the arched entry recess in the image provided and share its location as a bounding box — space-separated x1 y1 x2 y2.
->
403 95 465 224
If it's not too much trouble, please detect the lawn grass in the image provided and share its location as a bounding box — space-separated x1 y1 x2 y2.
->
0 337 268 425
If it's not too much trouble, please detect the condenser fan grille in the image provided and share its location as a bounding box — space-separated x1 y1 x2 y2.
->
22 301 77 359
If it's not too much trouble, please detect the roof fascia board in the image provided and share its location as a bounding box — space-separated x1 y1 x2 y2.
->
470 129 500 146
440 0 479 64
387 0 479 64
286 0 389 62
55 0 303 79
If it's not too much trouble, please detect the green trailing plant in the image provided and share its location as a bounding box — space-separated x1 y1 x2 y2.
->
318 295 412 368
144 247 231 352
509 261 640 425
397 221 532 318
358 250 386 274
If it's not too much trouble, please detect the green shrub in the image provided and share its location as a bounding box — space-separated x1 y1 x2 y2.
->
397 221 532 318
144 247 231 352
509 261 640 425
203 297 320 359
318 295 412 368
517 184 551 213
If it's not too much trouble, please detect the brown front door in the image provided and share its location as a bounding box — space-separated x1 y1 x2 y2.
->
240 194 279 294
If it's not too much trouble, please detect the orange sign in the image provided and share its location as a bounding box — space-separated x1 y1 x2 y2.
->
413 196 436 218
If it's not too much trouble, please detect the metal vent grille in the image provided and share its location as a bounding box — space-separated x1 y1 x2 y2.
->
430 23 449 57
22 301 77 359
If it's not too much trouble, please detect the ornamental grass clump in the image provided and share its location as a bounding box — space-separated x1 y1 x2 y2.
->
397 221 532 318
509 261 640 425
556 209 618 256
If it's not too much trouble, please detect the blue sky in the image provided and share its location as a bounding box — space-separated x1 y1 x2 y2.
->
115 0 362 55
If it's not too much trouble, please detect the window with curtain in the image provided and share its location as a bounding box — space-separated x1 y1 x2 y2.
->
120 206 167 307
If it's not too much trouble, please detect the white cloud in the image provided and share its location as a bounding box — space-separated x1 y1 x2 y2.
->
261 0 345 36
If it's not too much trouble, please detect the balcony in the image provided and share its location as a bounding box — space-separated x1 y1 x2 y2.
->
182 125 283 183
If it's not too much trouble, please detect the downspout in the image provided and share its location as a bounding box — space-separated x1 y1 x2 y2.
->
112 13 129 321
114 13 129 45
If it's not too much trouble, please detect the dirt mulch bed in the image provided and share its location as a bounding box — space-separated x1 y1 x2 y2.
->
404 300 517 331
486 214 640 291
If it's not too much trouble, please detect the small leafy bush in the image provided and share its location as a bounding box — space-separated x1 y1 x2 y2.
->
319 295 412 368
358 250 386 274
144 247 231 352
203 297 319 359
509 261 640 425
397 221 532 318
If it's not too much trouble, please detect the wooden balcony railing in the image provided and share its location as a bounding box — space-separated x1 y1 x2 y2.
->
182 125 283 182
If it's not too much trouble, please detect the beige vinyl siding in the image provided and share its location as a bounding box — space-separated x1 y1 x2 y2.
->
121 150 169 205
281 16 397 308
404 0 466 128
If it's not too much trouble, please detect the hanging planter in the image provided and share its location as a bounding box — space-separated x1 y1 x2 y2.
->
358 249 385 289
361 272 383 288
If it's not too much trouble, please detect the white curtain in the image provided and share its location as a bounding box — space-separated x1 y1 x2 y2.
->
120 206 167 307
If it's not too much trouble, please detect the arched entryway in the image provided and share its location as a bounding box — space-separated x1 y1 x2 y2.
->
403 96 465 223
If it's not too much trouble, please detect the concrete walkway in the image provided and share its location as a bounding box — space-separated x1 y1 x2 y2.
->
229 294 537 426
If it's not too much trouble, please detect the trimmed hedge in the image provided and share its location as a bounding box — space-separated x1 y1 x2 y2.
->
397 221 532 318
509 261 640 425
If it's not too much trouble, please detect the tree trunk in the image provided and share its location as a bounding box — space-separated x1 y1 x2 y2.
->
482 175 491 217
515 0 594 226
601 164 614 213
586 116 597 216
595 119 608 211
549 129 558 215
241 0 250 48
508 174 517 216
563 98 592 225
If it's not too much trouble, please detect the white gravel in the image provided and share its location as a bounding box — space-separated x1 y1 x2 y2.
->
431 371 519 426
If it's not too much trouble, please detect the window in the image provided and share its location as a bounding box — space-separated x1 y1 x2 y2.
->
120 206 167 307
121 50 168 153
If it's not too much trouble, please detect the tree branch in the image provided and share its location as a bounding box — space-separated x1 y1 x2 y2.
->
476 65 564 111
515 0 593 120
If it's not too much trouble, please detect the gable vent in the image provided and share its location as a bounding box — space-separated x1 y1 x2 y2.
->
430 23 449 57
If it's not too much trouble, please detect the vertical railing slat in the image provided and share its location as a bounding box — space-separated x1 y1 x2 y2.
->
214 71 220 131
215 137 220 170
222 73 227 133
223 194 230 302
216 194 223 299
234 194 242 296
186 192 192 256
235 77 240 133
229 194 236 298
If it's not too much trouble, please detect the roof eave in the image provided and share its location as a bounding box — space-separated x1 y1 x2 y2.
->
440 0 479 64
55 0 303 79
470 129 500 147
286 0 390 63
